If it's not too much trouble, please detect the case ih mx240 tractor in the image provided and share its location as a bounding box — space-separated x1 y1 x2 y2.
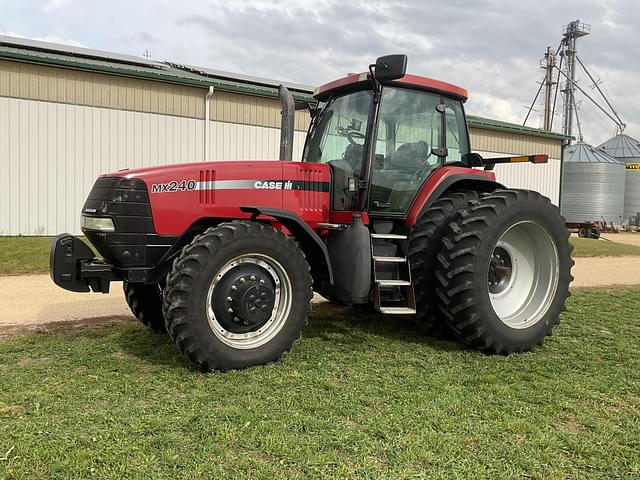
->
51 55 573 371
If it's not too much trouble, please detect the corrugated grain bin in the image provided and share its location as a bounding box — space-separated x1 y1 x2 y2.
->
561 142 626 225
598 134 640 224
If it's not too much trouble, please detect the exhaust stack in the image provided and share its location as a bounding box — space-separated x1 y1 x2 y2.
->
278 84 295 161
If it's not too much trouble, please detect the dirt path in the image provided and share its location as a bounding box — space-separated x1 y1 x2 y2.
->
601 232 640 246
2 255 640 336
0 275 131 337
570 255 640 288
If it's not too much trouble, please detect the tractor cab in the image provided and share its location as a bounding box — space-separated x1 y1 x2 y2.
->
303 55 470 217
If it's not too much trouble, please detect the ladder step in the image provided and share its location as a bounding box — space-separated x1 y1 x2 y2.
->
376 279 411 287
379 307 417 315
373 256 406 263
370 233 408 240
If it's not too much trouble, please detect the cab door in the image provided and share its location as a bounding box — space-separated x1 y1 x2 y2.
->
368 87 469 216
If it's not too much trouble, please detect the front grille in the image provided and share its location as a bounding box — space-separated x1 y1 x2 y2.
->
82 176 174 268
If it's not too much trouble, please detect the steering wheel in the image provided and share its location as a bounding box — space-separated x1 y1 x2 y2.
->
346 130 366 145
407 152 434 186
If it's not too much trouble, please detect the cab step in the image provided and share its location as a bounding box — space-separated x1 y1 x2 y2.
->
378 306 417 315
370 232 416 315
376 279 411 286
370 233 408 240
373 256 406 263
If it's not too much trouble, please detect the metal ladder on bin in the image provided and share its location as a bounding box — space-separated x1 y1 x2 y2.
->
370 233 416 315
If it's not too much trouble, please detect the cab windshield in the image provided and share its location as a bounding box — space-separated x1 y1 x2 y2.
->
302 90 372 210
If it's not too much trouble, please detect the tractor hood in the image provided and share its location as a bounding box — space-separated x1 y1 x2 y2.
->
95 161 331 235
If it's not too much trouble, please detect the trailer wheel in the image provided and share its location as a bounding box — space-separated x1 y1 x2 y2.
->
123 282 166 333
162 221 313 372
436 189 573 354
407 190 479 333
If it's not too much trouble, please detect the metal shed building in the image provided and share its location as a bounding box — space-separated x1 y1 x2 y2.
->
0 36 566 235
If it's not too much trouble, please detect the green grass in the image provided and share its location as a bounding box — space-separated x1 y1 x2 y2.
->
0 237 98 275
0 237 53 275
570 237 640 257
1 289 639 479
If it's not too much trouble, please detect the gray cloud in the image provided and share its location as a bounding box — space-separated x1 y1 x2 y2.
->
2 0 639 144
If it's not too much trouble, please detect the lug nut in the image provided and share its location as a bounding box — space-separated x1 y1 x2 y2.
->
250 275 256 281
227 308 233 314
231 285 237 291
261 292 267 299
226 296 232 302
259 279 265 284
250 295 256 301
240 278 246 284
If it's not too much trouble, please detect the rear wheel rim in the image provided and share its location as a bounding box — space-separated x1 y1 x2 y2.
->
206 254 292 349
488 221 559 329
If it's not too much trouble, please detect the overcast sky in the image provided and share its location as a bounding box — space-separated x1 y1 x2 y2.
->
2 0 639 145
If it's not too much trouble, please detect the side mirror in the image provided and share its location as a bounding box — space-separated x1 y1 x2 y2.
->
374 54 408 82
462 152 484 167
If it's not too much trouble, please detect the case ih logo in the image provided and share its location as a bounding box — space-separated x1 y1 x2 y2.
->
254 180 293 190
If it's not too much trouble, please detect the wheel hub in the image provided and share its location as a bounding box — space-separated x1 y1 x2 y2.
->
212 264 275 334
488 247 513 294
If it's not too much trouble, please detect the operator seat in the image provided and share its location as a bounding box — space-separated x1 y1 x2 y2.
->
371 141 430 209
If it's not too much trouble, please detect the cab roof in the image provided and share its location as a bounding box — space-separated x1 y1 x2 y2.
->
313 72 468 102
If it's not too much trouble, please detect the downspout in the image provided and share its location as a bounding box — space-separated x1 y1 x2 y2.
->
204 86 215 162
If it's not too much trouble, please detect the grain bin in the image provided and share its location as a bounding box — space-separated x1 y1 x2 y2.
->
561 142 626 225
598 134 640 224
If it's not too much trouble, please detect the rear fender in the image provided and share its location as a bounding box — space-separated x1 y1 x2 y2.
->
405 167 503 226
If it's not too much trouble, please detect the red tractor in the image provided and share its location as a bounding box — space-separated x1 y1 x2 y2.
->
51 55 573 371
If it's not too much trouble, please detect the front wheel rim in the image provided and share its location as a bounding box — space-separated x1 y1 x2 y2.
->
206 254 292 349
488 221 560 329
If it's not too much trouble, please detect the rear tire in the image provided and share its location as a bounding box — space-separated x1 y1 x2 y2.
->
436 189 573 354
123 282 166 333
408 190 479 334
162 221 313 372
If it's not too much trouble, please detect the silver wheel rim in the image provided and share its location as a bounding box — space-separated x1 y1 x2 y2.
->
488 221 559 329
206 254 292 349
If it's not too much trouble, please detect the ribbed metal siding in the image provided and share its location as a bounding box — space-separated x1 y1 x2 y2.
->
560 162 626 224
473 149 562 205
469 128 562 158
624 165 640 222
0 59 311 132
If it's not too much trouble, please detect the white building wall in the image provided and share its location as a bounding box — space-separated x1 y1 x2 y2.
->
474 149 562 205
0 96 306 235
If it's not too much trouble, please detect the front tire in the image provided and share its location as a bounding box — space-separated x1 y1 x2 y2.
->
162 221 313 371
123 282 166 333
436 189 573 354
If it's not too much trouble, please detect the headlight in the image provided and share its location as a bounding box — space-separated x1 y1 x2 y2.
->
81 216 115 232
